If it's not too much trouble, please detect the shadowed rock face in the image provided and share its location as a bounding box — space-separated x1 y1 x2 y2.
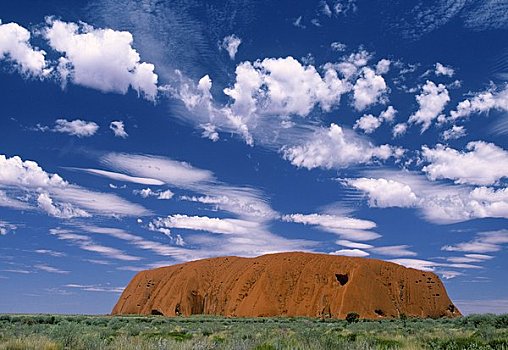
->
112 252 461 319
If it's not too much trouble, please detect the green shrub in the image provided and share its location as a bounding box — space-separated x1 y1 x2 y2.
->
346 312 360 324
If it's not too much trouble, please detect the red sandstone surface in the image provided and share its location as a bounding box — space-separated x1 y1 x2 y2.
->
112 252 461 319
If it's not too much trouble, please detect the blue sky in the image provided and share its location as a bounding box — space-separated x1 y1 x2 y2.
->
0 0 507 315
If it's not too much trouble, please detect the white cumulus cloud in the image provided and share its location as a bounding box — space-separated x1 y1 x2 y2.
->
422 141 508 185
224 56 350 120
408 80 450 132
134 188 174 200
283 123 400 170
435 62 454 77
442 125 466 140
221 34 242 60
53 119 99 137
352 67 388 111
44 19 158 100
109 121 128 138
354 105 396 134
0 22 49 77
345 177 419 208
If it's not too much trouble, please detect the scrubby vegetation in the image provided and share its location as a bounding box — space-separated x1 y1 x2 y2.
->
0 313 507 349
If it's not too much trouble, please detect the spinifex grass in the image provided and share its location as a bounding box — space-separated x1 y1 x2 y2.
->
0 314 507 349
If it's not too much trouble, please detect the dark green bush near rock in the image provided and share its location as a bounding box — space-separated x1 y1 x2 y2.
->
346 312 360 324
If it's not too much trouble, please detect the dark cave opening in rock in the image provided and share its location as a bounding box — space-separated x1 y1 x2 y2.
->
335 273 349 286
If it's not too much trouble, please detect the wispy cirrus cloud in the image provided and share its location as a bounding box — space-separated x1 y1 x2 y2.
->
64 283 124 293
50 228 141 262
442 230 508 254
76 152 278 221
282 213 379 241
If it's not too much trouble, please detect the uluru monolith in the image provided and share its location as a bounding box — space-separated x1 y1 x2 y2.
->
112 252 461 319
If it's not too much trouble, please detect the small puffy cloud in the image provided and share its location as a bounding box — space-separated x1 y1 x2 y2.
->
379 105 397 122
335 50 371 78
345 177 418 208
392 123 407 138
282 213 380 241
293 16 305 29
110 121 128 138
354 105 396 134
330 249 369 257
333 0 358 15
53 119 99 137
408 81 450 132
442 125 466 140
0 221 16 235
321 1 333 16
221 34 242 60
353 114 380 134
200 123 219 142
352 67 388 111
330 42 347 52
0 22 49 77
283 123 399 170
134 188 174 200
442 230 508 253
44 19 158 100
422 141 508 185
435 62 454 77
376 59 391 75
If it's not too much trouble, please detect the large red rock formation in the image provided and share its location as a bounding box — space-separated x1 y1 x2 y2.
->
112 252 461 319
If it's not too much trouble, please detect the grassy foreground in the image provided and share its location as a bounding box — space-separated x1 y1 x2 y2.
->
0 314 507 350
